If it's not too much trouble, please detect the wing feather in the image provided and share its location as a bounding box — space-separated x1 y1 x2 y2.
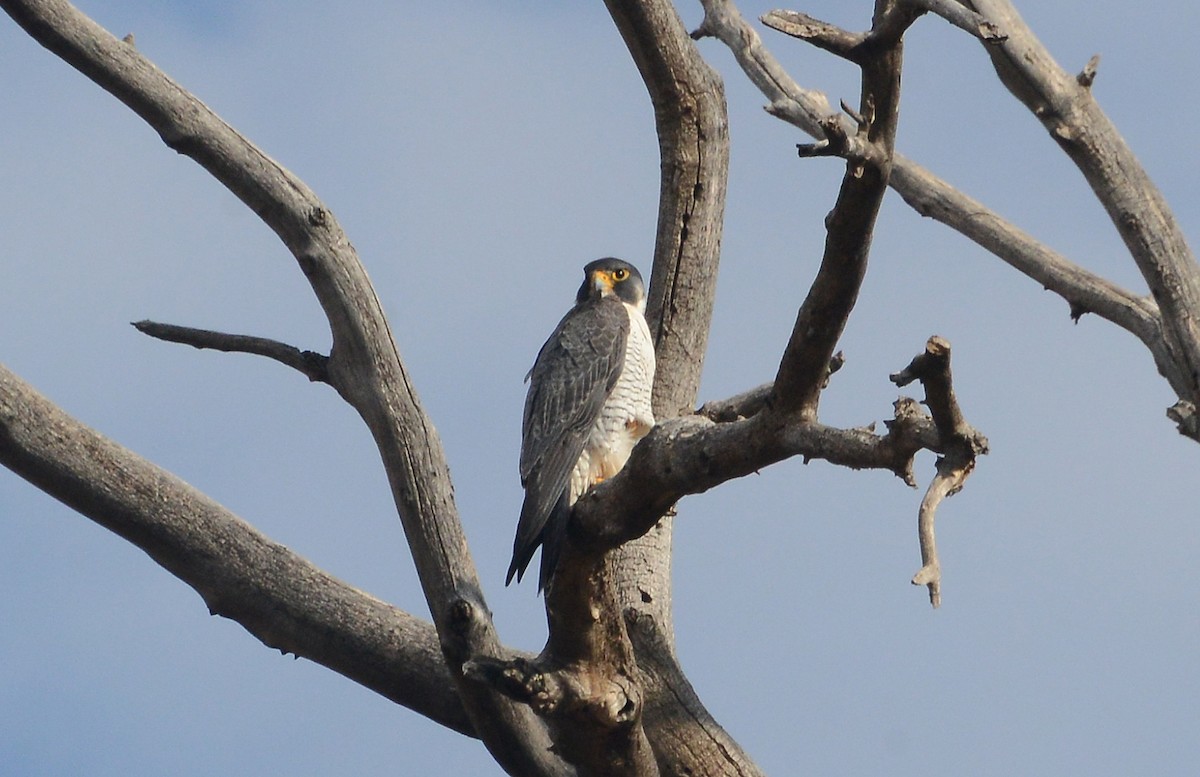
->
507 296 629 587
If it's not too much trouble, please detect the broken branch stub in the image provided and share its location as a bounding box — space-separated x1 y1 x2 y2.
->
891 337 989 608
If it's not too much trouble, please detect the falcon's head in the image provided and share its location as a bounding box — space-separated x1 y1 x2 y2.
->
576 258 647 313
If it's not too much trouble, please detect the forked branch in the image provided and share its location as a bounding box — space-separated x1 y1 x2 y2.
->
771 1 916 418
0 1 565 773
698 0 1197 439
964 0 1200 438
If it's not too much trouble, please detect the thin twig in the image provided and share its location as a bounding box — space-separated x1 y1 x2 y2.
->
132 320 330 383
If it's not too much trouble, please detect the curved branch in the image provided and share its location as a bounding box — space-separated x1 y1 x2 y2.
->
964 0 1200 432
0 2 565 772
891 337 989 607
603 0 730 641
697 0 1196 438
572 391 948 554
0 363 472 736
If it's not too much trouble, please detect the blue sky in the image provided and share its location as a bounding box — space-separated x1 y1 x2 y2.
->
2 1 1198 775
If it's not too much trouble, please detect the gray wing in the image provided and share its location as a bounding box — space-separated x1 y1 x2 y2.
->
507 296 629 588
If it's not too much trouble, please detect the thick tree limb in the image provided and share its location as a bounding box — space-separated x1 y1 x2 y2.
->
0 2 566 773
471 552 660 777
0 363 473 735
771 2 916 419
572 387 956 554
604 0 729 640
599 3 754 775
574 336 989 608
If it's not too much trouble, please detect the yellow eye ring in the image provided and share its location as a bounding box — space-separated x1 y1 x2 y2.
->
612 268 629 281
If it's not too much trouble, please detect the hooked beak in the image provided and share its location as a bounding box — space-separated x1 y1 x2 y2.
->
591 270 615 295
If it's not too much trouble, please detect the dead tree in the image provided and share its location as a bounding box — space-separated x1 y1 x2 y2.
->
1 1 1195 775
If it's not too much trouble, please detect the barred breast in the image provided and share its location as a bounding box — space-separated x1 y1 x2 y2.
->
567 301 656 504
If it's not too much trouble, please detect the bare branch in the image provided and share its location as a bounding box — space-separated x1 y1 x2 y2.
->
0 363 472 735
696 0 835 138
0 2 566 771
905 0 1006 42
698 382 774 422
697 0 1198 439
966 0 1200 430
771 2 916 419
132 320 330 383
696 353 842 422
572 393 952 555
912 471 954 608
891 337 989 607
760 10 866 61
887 162 1159 331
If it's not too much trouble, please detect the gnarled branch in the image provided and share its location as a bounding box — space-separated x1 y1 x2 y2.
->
891 337 989 607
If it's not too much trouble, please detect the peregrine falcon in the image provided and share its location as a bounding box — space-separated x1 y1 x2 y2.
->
507 258 656 591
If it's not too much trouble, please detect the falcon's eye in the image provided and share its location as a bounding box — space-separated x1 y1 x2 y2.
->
612 268 629 282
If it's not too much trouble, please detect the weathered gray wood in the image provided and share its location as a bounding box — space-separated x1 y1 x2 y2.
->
769 2 916 418
967 0 1200 436
0 364 473 736
0 2 567 774
604 0 729 640
700 0 1200 441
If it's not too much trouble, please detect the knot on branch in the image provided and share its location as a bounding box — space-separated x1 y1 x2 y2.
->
440 594 493 665
463 656 642 729
882 396 929 487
